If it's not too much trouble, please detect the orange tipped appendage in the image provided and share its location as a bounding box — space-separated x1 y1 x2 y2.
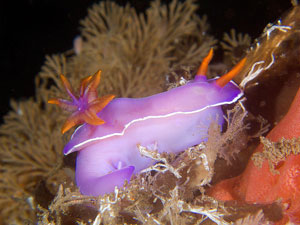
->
48 70 115 134
196 48 214 76
215 57 247 87
80 75 93 95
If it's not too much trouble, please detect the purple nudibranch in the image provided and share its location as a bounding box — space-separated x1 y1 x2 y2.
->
49 49 245 196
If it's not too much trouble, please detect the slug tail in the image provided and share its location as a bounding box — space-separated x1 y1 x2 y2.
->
215 57 247 87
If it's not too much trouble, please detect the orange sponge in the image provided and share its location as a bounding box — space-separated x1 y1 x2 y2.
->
208 87 300 224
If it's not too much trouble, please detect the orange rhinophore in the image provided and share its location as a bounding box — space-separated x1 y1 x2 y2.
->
215 57 247 87
196 48 214 76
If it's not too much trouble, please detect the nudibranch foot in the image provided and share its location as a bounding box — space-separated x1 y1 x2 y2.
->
77 166 135 196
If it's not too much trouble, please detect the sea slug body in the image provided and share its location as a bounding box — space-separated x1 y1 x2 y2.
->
49 49 245 196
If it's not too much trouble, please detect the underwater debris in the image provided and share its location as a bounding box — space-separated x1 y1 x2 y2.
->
165 66 194 90
138 145 183 179
37 185 98 225
215 103 249 163
234 210 269 225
